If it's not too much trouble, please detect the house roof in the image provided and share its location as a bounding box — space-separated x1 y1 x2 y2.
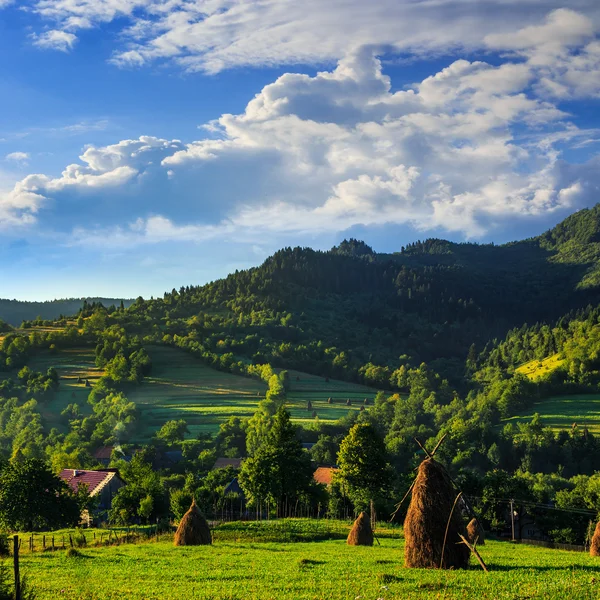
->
313 466 339 486
93 446 113 460
224 477 244 495
59 469 122 496
212 457 244 470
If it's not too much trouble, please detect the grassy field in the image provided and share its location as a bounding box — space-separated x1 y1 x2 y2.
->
27 347 103 432
27 345 377 440
129 347 377 439
504 394 600 433
515 354 565 380
10 520 600 599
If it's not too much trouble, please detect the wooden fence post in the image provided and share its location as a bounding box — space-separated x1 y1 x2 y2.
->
13 535 21 600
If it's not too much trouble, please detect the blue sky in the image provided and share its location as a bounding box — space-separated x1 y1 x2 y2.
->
1 1 600 300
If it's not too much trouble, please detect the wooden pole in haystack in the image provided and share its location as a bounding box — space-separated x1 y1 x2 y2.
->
398 434 489 571
404 457 470 569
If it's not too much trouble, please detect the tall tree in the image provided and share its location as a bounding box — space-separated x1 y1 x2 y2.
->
337 423 393 512
239 406 313 515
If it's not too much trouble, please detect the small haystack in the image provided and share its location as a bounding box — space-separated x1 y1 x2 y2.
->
467 518 485 546
347 511 374 546
590 522 600 557
404 458 470 569
174 501 212 546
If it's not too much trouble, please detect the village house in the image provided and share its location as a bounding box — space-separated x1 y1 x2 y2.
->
60 468 126 524
212 457 244 470
313 466 339 487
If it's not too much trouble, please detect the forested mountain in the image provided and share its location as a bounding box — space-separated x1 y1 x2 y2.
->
120 204 600 377
0 297 134 326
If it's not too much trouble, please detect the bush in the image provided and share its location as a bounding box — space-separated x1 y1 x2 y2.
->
65 548 81 558
0 533 9 558
74 528 87 548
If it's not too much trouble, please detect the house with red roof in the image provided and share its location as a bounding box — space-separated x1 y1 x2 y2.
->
313 466 339 487
60 469 126 522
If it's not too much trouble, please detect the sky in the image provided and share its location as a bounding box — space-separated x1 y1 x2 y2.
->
1 1 600 300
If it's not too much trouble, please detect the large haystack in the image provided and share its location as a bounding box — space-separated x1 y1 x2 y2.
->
404 458 470 569
590 522 600 557
347 512 374 546
466 518 485 546
174 501 212 546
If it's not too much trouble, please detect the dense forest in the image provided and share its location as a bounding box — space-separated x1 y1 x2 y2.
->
4 204 600 543
0 297 135 326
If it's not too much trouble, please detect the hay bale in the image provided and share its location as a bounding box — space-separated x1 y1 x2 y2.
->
466 518 485 546
347 512 373 546
590 522 600 557
404 458 470 569
174 501 212 546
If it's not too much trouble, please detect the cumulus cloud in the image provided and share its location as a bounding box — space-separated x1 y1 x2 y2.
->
5 152 30 165
4 10 600 241
31 29 78 52
25 0 600 72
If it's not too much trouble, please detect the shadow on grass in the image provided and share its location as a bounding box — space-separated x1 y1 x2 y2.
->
485 563 599 573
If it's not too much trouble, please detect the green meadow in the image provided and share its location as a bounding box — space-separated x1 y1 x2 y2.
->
504 394 600 434
515 354 565 381
10 520 600 600
27 347 104 432
28 345 377 440
129 347 377 440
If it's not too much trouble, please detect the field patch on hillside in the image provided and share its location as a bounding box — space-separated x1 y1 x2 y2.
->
25 345 378 440
504 394 600 433
515 354 565 380
17 521 599 600
27 347 102 431
129 347 377 439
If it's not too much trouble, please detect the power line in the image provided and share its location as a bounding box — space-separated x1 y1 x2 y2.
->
467 495 597 517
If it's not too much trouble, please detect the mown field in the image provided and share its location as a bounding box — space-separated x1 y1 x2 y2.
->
515 354 565 380
504 394 600 434
130 347 377 440
28 346 377 440
27 347 103 432
10 520 600 600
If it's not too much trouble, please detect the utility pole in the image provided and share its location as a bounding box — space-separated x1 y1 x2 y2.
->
510 499 515 541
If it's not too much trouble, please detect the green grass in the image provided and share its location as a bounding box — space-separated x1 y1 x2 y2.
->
129 347 377 440
515 354 565 380
504 394 600 433
27 347 103 432
10 520 600 599
28 345 377 440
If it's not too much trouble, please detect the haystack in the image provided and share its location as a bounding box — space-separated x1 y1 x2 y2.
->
590 522 600 557
174 501 212 546
347 512 373 546
466 518 485 546
404 458 470 569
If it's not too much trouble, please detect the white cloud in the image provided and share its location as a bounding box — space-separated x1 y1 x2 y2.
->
5 152 30 165
31 29 78 52
4 11 600 241
26 1 600 72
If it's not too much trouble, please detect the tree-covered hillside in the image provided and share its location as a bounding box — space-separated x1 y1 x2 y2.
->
116 204 600 378
0 297 134 326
